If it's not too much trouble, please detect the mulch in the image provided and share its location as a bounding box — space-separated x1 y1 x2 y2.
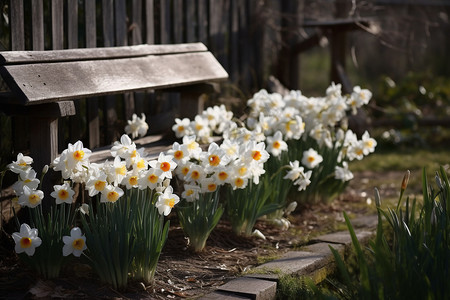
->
0 171 392 299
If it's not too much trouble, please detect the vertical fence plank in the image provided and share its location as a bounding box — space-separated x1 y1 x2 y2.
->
209 0 229 72
67 0 78 48
102 0 117 144
10 0 28 159
85 1 100 149
230 0 239 83
52 0 64 49
186 0 196 42
198 0 208 44
132 0 146 116
8 2 21 47
102 0 114 47
132 0 143 45
31 0 44 50
173 0 183 43
145 0 155 44
115 0 127 46
116 0 135 122
160 0 171 44
238 0 252 92
66 0 82 145
85 1 97 48
10 0 25 50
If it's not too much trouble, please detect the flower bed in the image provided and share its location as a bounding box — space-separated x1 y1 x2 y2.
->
0 83 377 295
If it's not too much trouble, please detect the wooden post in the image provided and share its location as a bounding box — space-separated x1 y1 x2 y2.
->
330 0 352 93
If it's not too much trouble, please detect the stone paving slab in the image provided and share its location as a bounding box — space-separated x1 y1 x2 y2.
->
199 291 251 300
215 277 277 300
311 230 373 245
201 221 377 300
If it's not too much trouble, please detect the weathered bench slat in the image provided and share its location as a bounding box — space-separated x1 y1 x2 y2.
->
0 43 208 64
1 51 228 105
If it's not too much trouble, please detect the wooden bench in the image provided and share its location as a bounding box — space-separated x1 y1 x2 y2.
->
0 42 228 173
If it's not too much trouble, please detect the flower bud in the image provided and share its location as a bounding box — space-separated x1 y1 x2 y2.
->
374 187 381 208
285 201 297 216
42 165 49 175
251 229 266 240
401 170 410 191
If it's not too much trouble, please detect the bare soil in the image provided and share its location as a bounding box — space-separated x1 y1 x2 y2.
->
0 170 404 299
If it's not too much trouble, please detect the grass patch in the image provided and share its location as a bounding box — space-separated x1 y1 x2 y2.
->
349 148 450 173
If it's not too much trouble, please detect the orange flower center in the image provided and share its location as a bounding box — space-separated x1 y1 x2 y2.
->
273 141 281 149
160 162 171 172
95 181 106 191
167 198 176 208
20 237 32 248
235 178 244 188
207 183 217 192
129 176 138 186
181 167 190 176
58 190 69 200
308 156 315 163
73 150 84 161
107 191 119 202
252 151 262 161
148 174 158 184
174 150 184 160
28 194 40 205
191 171 200 180
209 155 220 166
72 238 85 251
218 171 228 181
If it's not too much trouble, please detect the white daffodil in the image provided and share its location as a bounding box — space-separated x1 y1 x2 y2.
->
293 170 312 191
181 184 201 202
12 223 42 256
155 186 180 216
50 182 75 204
283 160 304 181
62 227 87 257
111 134 137 159
347 141 365 161
105 156 128 186
200 142 230 171
18 186 43 208
138 168 163 190
122 172 139 189
186 164 207 183
149 152 177 180
240 140 270 165
65 140 92 171
172 117 192 138
301 148 323 169
85 170 108 197
361 131 377 155
168 142 190 164
7 153 33 177
335 162 354 182
182 135 202 159
199 177 218 193
175 161 193 180
213 166 232 185
12 168 40 195
266 131 288 157
220 139 240 161
125 113 149 139
100 185 124 203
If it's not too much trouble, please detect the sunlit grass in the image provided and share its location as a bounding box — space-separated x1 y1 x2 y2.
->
349 148 449 173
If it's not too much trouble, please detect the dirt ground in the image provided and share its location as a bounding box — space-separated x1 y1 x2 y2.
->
0 170 405 299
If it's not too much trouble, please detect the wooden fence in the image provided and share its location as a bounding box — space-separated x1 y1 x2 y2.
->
0 0 277 164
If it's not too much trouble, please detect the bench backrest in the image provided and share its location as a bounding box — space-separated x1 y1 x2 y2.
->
0 43 228 105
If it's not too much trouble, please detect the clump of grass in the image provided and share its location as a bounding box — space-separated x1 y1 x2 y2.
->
330 166 450 299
